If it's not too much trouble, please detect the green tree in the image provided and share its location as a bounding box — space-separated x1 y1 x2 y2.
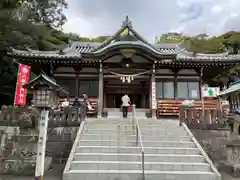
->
0 0 68 104
157 32 228 54
156 32 185 43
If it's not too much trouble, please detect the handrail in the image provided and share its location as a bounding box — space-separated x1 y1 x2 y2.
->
182 123 221 180
63 121 85 173
132 105 145 180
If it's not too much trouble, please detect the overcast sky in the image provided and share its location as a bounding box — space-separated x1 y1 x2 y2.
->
62 0 240 42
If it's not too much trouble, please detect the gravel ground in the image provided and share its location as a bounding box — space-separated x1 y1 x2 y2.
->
1 164 239 180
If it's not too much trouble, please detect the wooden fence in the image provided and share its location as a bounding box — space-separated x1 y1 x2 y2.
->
179 107 227 129
0 104 229 129
157 99 219 116
0 106 86 128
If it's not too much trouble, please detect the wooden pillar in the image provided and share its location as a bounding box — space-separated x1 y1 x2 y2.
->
75 68 80 121
74 68 81 98
172 68 180 99
149 76 152 110
98 62 104 118
150 63 157 119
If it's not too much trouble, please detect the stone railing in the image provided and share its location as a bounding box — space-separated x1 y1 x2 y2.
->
0 106 87 128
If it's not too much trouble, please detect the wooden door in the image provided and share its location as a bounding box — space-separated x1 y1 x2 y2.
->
106 94 115 108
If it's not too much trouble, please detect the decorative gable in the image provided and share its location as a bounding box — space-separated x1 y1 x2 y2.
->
120 27 129 37
91 16 157 52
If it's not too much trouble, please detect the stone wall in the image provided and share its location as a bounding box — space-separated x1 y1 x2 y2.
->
46 127 77 161
191 128 230 167
0 126 77 175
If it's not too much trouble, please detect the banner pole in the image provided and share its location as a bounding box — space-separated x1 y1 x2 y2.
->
13 63 20 106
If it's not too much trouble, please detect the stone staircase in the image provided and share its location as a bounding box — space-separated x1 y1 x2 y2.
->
63 119 221 180
107 108 147 119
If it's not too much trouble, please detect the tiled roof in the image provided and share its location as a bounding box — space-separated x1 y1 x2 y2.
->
86 41 178 56
219 80 240 96
10 41 179 58
9 41 240 62
23 73 68 94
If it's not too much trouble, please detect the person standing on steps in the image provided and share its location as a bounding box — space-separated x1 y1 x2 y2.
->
73 94 88 123
121 93 130 118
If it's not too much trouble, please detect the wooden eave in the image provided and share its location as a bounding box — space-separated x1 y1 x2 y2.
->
156 61 236 68
9 53 99 66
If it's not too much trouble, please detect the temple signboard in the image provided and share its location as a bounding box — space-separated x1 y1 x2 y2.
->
202 87 220 97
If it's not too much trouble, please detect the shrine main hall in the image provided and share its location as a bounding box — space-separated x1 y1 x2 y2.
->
8 16 240 118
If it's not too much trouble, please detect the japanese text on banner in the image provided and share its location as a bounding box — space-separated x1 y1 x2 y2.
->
14 64 31 105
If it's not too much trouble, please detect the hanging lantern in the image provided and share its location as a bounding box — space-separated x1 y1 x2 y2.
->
127 76 131 83
122 76 125 83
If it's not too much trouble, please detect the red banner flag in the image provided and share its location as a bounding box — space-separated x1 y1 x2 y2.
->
14 64 31 105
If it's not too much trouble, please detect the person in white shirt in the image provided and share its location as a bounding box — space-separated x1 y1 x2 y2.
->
61 98 69 108
121 94 130 118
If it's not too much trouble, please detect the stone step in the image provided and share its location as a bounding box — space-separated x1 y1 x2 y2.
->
78 140 195 148
107 111 146 118
85 121 180 126
86 119 179 124
85 124 180 128
86 120 134 124
63 170 217 180
75 146 200 155
140 131 188 136
83 129 187 136
82 132 188 137
84 127 185 133
73 153 205 162
83 129 135 134
70 161 211 171
85 122 181 126
80 134 191 141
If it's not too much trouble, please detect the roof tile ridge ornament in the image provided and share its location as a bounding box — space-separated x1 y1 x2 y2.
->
11 47 33 54
59 41 79 55
121 15 132 28
26 47 32 52
175 41 194 57
58 48 65 55
10 47 25 54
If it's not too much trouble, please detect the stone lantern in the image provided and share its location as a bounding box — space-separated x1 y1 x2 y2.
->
23 73 67 108
23 73 67 180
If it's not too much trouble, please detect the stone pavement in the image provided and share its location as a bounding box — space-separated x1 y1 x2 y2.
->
1 164 239 180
